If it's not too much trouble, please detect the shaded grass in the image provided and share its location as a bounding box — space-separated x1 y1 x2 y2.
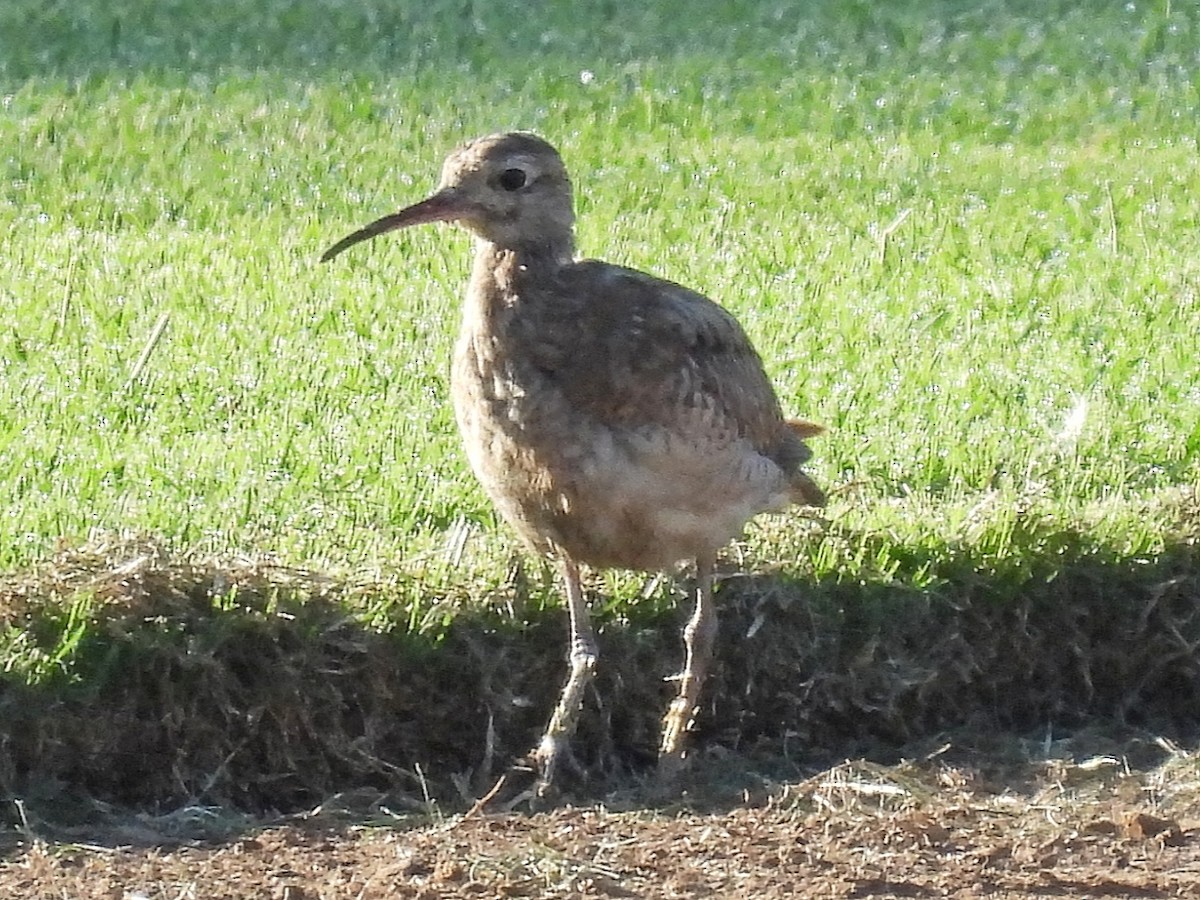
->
1 513 1198 819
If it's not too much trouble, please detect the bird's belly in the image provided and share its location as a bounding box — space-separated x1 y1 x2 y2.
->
565 426 792 569
451 360 788 571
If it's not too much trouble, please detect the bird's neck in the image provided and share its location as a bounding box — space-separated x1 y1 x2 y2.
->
462 238 571 340
477 230 574 263
469 236 573 297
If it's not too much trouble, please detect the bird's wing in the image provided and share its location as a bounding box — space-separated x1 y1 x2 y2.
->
521 260 792 459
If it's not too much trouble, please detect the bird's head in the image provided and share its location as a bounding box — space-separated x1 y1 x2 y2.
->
321 132 575 262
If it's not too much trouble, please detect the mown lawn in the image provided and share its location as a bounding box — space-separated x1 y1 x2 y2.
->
1 0 1198 813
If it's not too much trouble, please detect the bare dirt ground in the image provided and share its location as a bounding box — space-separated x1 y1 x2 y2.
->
5 745 1200 900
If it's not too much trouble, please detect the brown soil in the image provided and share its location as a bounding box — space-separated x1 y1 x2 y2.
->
5 748 1200 899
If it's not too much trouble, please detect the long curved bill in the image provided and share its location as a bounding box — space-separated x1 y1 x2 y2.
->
320 191 466 262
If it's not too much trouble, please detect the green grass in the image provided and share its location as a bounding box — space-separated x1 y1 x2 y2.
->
2 0 1198 587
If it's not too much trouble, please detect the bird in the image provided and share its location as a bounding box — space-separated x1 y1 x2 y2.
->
321 132 825 796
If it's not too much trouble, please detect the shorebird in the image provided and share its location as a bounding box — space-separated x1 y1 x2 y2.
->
321 132 825 794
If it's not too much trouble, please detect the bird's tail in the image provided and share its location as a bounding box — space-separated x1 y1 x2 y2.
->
784 419 827 507
785 419 824 440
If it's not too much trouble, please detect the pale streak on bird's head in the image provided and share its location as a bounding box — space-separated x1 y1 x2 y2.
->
321 132 576 263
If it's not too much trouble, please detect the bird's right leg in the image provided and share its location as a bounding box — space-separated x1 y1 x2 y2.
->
532 558 597 796
657 552 718 782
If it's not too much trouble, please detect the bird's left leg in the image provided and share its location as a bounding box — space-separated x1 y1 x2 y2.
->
658 552 718 779
533 557 598 796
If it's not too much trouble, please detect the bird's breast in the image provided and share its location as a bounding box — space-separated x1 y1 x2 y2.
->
450 327 594 549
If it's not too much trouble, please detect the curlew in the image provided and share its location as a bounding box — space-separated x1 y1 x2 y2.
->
321 132 825 794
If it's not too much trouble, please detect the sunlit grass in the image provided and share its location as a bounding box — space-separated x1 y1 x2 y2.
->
1 0 1197 588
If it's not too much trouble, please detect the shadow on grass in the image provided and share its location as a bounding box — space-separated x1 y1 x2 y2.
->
1 0 946 80
1 524 1198 845
3 0 777 82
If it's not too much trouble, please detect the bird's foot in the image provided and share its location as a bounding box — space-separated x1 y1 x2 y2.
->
653 691 699 796
531 732 578 802
658 693 693 758
464 755 551 816
463 735 576 815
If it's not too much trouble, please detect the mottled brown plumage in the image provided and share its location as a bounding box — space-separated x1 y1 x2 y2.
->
322 132 824 795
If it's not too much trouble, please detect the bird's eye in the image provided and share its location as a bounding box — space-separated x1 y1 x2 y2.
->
498 168 528 191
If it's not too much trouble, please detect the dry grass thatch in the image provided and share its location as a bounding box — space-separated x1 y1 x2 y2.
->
1 526 1199 827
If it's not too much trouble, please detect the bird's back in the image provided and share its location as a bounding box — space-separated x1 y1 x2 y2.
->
452 247 822 571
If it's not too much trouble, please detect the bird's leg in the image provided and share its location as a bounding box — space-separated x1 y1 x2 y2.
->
533 558 597 796
658 552 718 780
